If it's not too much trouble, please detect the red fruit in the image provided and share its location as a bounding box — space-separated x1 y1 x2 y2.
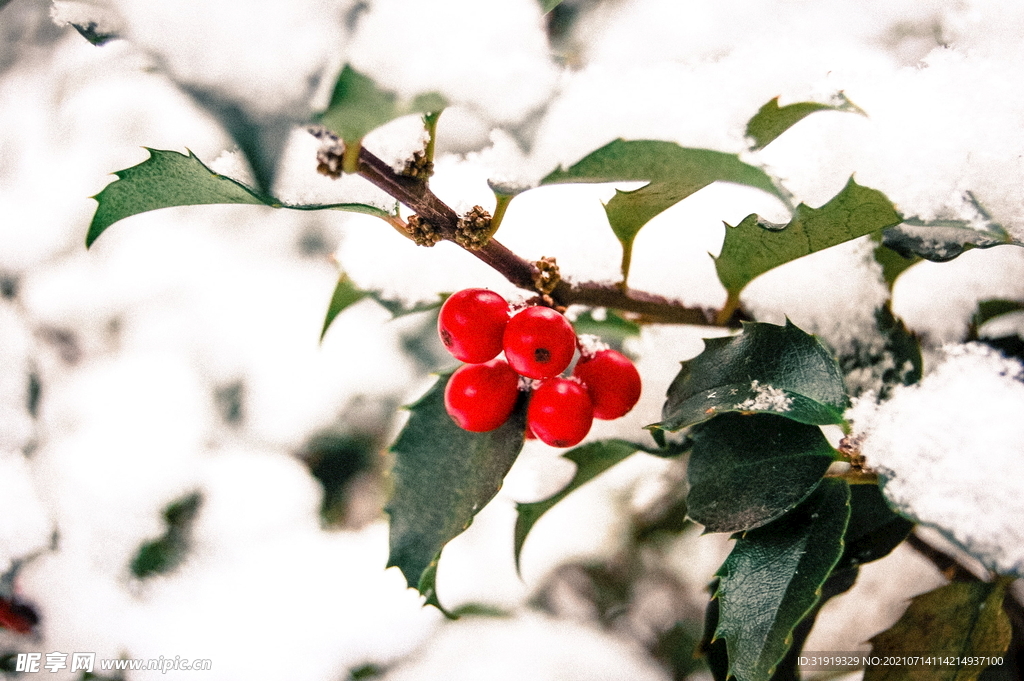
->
503 306 576 379
573 349 642 420
527 378 593 448
444 359 520 432
438 289 510 363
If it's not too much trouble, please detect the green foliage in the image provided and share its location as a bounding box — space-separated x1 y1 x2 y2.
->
71 21 118 46
539 0 565 12
541 139 784 281
571 309 642 351
386 372 527 615
866 581 1012 681
838 304 922 400
318 65 446 145
320 271 448 340
716 178 902 299
514 439 640 571
686 413 837 533
654 320 850 432
972 299 1024 330
872 234 922 289
88 149 395 247
884 193 1022 263
131 492 202 578
714 479 851 681
745 94 865 150
836 484 914 571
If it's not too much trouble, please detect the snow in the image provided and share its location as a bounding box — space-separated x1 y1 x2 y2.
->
734 380 793 412
3 0 1024 677
847 344 1024 576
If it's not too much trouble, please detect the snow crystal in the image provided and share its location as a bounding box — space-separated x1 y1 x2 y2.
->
734 380 793 412
847 343 1024 576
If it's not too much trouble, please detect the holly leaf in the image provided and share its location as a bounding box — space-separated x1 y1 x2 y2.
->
540 0 565 12
318 65 446 144
386 372 527 614
571 309 641 351
654 320 849 432
716 178 902 299
872 232 922 290
714 478 851 681
973 299 1024 330
746 94 865 150
865 581 1012 681
513 439 639 571
541 139 785 281
883 192 1022 263
839 304 922 400
835 484 914 572
88 148 396 246
321 274 369 341
686 413 837 533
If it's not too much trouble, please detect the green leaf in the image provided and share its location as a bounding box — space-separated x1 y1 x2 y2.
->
369 292 447 319
130 492 202 578
839 304 922 400
872 232 922 289
973 299 1024 330
539 0 565 12
866 581 1012 681
883 193 1022 263
716 178 902 299
513 439 639 571
321 274 369 341
87 148 396 246
714 478 851 681
71 21 118 46
835 484 914 572
318 65 446 144
571 309 642 351
746 94 865 150
655 320 849 432
541 139 785 281
686 413 837 533
387 372 527 614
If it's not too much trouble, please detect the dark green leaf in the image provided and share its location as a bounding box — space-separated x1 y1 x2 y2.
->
540 0 565 12
866 581 1012 681
835 484 914 571
686 413 837 533
655 320 849 432
714 479 851 681
716 178 902 298
88 148 395 246
541 139 785 281
746 94 865 150
369 291 447 319
514 439 639 571
872 233 922 289
130 492 202 578
318 65 446 144
387 373 527 613
973 299 1024 330
321 274 369 341
71 22 118 46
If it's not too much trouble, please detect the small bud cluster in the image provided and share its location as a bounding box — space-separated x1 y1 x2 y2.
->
454 206 493 250
401 150 434 180
532 256 560 294
439 288 642 448
404 214 442 247
310 127 344 179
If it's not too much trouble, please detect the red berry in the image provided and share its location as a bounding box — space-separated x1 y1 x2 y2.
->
573 349 642 420
527 378 593 448
438 289 510 363
503 306 576 379
444 359 520 432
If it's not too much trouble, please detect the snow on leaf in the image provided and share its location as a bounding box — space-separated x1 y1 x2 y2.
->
541 139 785 282
654 320 849 432
318 65 446 145
745 93 866 150
716 178 902 300
714 479 850 681
386 372 526 614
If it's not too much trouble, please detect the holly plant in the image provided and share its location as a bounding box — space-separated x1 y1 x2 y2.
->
84 62 1021 681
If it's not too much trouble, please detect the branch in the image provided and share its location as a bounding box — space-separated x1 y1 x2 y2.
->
355 146 722 326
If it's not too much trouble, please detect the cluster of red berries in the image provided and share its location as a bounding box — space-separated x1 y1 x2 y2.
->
438 288 642 448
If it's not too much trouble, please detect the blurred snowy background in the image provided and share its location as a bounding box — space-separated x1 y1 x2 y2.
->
2 0 1024 679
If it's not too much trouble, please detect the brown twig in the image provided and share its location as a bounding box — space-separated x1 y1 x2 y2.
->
355 145 723 326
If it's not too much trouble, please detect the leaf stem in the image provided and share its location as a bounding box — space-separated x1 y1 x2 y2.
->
423 111 442 165
354 145 723 326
